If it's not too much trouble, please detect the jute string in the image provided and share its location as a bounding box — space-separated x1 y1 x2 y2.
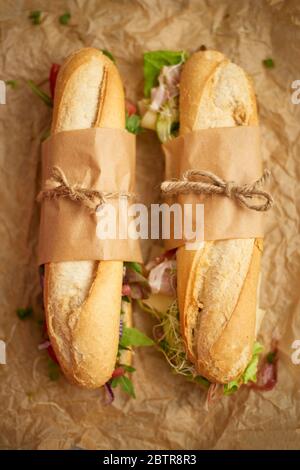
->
161 168 273 212
37 166 134 212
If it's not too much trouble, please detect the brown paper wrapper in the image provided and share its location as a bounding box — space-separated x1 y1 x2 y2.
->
162 126 264 250
38 128 142 264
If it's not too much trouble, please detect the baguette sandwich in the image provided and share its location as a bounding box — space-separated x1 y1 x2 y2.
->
37 48 152 395
140 50 270 394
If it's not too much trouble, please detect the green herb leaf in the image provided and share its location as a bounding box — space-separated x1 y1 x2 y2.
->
193 375 210 389
48 358 60 381
29 11 42 25
126 113 142 134
59 12 71 25
6 80 18 89
118 344 131 352
170 121 179 134
16 307 33 320
119 326 154 348
120 375 136 398
41 128 51 141
113 375 136 398
110 376 121 388
143 50 188 97
119 364 136 373
122 295 130 303
266 351 276 364
102 49 115 63
159 339 169 353
27 80 53 107
125 261 142 274
111 374 136 396
263 58 275 69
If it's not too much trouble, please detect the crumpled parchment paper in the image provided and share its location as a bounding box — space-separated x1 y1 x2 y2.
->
0 0 300 450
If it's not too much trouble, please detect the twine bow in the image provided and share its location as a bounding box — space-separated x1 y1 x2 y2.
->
161 168 273 212
37 166 134 212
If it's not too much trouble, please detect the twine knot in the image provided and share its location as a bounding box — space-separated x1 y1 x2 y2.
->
161 168 273 212
224 181 235 198
37 166 134 212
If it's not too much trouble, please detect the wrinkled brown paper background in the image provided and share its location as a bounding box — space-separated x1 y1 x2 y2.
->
0 0 299 450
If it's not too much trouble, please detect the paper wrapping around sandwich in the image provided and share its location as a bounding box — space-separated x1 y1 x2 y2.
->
162 126 265 250
38 128 142 264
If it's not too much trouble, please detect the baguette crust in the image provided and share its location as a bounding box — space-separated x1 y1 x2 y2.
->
177 50 262 383
44 48 127 388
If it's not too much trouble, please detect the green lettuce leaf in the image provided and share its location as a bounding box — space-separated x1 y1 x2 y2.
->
242 341 263 384
143 50 188 97
223 342 264 395
119 326 154 348
223 380 239 396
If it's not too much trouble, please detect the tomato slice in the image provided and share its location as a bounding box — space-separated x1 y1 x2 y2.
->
112 367 125 378
125 99 137 116
49 63 60 99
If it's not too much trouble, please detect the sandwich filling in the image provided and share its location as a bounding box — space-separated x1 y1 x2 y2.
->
104 262 153 401
140 251 264 395
139 50 188 142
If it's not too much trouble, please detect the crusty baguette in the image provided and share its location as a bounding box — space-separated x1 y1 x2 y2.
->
177 50 263 383
44 48 127 389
